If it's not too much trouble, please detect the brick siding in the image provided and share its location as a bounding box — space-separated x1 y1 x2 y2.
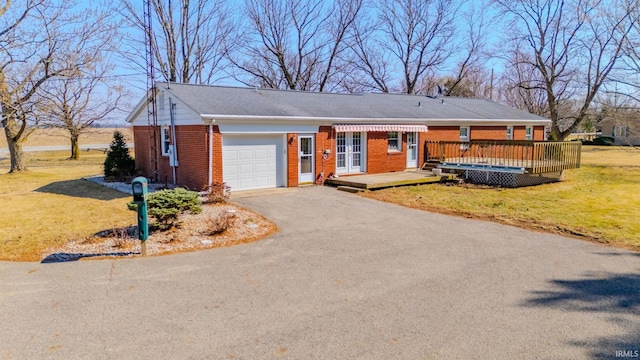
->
212 126 223 184
173 125 209 190
133 125 215 190
315 126 336 181
287 133 298 187
470 126 508 140
366 132 406 174
534 126 545 140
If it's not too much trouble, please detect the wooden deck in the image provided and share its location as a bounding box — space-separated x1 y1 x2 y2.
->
439 157 568 173
325 170 457 190
425 140 581 174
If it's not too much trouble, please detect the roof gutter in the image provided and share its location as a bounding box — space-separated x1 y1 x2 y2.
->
199 114 549 126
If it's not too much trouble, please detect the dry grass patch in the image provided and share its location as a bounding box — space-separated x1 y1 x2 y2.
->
0 152 133 261
362 146 640 251
0 127 132 148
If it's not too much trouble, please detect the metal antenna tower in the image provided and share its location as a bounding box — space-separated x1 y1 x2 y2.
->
144 0 159 182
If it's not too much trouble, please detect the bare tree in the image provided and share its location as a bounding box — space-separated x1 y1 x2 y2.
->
434 69 493 98
344 7 393 93
497 50 551 117
232 0 363 91
416 2 492 99
119 0 239 84
0 0 101 172
609 4 640 105
349 0 459 94
494 0 638 140
441 1 489 97
40 66 124 160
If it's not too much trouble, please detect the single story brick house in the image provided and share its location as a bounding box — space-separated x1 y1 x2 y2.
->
126 83 549 191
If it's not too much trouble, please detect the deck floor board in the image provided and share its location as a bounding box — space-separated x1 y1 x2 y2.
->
325 171 456 190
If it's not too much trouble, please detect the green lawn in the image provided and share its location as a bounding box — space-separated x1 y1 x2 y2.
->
0 151 134 261
362 146 640 251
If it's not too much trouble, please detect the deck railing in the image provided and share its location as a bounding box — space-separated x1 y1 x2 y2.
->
425 140 581 173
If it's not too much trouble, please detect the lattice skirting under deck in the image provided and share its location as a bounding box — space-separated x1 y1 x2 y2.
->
462 170 563 187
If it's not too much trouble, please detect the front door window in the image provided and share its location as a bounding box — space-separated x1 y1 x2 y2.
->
298 135 314 183
406 132 417 168
336 132 365 174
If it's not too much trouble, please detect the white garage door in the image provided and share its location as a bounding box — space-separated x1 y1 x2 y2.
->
222 135 285 191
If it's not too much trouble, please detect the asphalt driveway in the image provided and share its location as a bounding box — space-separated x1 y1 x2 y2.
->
1 186 638 359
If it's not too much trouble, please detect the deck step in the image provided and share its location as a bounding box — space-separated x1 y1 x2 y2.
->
336 185 365 193
421 160 441 171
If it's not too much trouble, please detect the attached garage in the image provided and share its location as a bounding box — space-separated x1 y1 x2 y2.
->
221 134 286 191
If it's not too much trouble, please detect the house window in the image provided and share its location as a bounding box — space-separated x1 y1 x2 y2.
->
506 126 513 140
525 126 533 140
388 131 400 151
614 125 627 138
459 127 470 142
459 127 470 149
161 127 171 156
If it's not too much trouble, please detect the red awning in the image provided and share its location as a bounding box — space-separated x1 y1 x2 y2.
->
332 124 428 132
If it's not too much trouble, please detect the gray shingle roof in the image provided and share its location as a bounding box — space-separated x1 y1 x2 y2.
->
159 82 548 122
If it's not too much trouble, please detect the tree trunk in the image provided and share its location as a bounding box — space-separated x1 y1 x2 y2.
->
2 115 28 172
70 134 80 160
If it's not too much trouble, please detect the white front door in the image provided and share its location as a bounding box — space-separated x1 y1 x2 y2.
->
336 132 365 174
406 132 418 168
298 134 314 183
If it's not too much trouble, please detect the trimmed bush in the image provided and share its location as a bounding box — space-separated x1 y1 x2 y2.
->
593 136 614 146
128 188 202 229
104 131 135 179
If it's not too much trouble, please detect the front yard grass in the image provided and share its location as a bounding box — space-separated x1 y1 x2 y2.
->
0 151 133 261
361 146 640 251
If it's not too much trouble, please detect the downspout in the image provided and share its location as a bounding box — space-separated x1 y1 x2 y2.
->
208 123 213 186
169 98 178 186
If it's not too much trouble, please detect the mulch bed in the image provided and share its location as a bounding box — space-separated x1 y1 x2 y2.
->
41 203 277 262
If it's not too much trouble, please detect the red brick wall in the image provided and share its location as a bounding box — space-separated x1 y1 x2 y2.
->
534 126 545 140
132 125 214 190
513 125 545 140
470 126 507 140
287 133 298 187
133 126 151 176
421 126 459 162
316 126 336 181
416 131 428 165
366 132 406 174
514 126 526 140
132 125 171 182
424 126 460 141
212 126 223 184
173 125 209 190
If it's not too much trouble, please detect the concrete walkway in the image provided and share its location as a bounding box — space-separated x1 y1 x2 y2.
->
0 186 638 359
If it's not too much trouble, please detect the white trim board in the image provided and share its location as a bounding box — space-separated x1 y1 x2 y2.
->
218 124 320 134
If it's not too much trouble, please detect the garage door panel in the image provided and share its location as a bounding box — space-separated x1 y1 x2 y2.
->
253 149 267 159
222 135 284 191
224 166 238 176
254 163 269 173
254 176 271 186
238 150 254 160
238 164 254 174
